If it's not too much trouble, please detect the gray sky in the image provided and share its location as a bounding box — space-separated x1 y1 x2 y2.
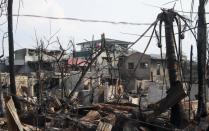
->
0 0 209 58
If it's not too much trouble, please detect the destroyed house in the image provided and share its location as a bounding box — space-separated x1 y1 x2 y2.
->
75 38 131 63
118 52 180 91
74 38 131 76
5 48 67 74
118 52 151 91
77 38 130 51
119 52 151 80
150 54 195 82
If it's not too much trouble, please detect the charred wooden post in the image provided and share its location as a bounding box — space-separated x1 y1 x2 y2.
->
89 77 94 104
196 0 208 120
158 9 187 128
61 65 65 99
7 0 16 97
36 45 42 105
7 0 21 111
189 45 193 120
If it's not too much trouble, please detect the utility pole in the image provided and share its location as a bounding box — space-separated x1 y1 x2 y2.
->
189 45 193 121
196 0 207 120
8 0 16 96
7 0 21 111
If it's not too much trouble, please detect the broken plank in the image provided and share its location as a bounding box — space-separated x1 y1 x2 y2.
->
5 96 23 131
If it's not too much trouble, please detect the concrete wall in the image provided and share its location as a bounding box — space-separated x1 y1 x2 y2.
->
14 48 63 63
16 76 28 96
0 63 7 72
118 52 151 92
63 71 94 96
150 59 169 82
119 52 151 80
15 48 26 60
17 63 35 74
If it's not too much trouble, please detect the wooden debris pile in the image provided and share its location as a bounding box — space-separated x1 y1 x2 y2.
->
0 93 182 131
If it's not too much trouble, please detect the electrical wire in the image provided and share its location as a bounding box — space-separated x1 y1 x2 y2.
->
3 14 153 26
121 23 209 38
133 21 158 73
142 2 209 14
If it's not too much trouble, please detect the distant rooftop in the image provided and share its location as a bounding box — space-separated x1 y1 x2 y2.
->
77 38 132 45
149 53 188 60
149 54 166 60
14 48 61 54
119 50 141 57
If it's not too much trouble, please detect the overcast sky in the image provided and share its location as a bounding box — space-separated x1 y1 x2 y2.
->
0 0 209 58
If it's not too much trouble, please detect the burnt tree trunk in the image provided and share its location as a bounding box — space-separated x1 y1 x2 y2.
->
162 10 187 128
196 0 207 120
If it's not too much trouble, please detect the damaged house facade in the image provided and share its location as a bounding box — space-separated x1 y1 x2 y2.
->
118 51 197 92
74 38 131 83
5 48 68 74
118 52 170 91
118 52 151 91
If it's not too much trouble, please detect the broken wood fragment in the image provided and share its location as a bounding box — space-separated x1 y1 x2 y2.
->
148 81 186 116
80 110 101 122
5 96 23 131
96 121 113 131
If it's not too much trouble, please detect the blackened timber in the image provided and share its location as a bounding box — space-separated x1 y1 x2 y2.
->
189 45 193 120
7 0 16 97
196 0 207 119
7 0 21 111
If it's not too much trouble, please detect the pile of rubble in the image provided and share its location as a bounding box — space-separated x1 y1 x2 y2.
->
1 94 182 131
1 79 209 131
